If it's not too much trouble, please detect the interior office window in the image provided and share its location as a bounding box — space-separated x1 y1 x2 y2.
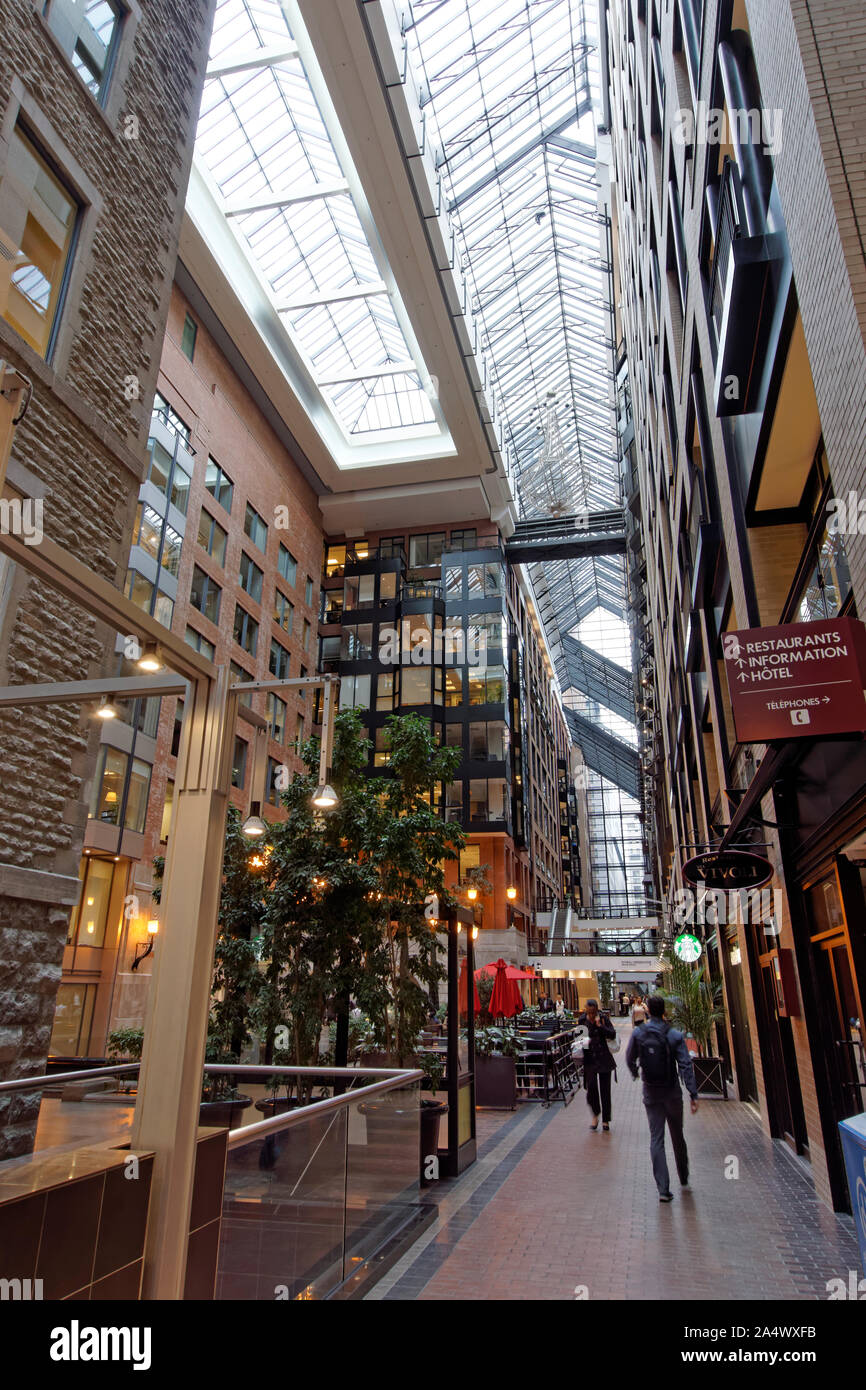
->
324 544 347 577
43 0 124 102
487 779 507 822
146 440 172 498
234 604 258 657
184 626 215 661
49 982 97 1056
89 746 127 824
171 697 184 757
445 564 463 598
374 726 391 768
445 723 462 749
190 565 221 624
231 736 247 789
401 668 431 705
125 569 173 628
444 781 463 822
152 391 190 444
133 504 162 563
180 311 197 361
265 756 282 806
267 693 287 745
294 715 305 756
205 458 233 512
0 124 78 357
160 522 182 578
160 779 174 842
344 574 375 610
320 634 340 664
378 536 404 558
198 508 227 566
450 528 477 551
269 636 290 680
230 660 252 707
299 665 308 698
124 757 151 833
444 668 462 707
244 502 268 552
302 618 311 651
467 563 502 597
341 624 373 660
170 459 191 517
278 544 297 584
305 576 313 606
239 551 264 604
67 855 114 947
379 571 397 604
139 696 160 740
468 665 505 705
377 672 395 711
339 674 371 710
274 589 293 634
409 532 445 567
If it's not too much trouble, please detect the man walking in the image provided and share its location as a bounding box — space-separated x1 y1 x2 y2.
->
626 994 699 1201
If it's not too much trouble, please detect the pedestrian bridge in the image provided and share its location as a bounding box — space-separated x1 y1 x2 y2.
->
528 923 663 976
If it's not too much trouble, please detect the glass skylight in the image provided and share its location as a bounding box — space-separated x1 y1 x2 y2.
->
194 0 438 442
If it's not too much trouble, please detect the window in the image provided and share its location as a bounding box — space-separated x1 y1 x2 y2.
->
231 736 247 789
469 721 508 761
444 781 463 823
89 746 126 824
43 0 124 101
278 545 297 584
377 672 395 711
445 564 463 598
160 779 174 842
125 569 173 628
269 637 290 680
379 571 397 603
445 723 462 749
152 391 190 444
265 756 283 806
267 693 287 745
401 668 431 705
341 624 373 660
160 523 182 578
146 441 172 498
180 311 197 361
234 604 258 657
344 574 375 610
293 715 305 756
198 509 227 566
239 551 264 603
379 536 404 559
302 618 311 651
409 532 445 567
0 125 78 357
184 626 215 661
124 758 151 833
230 660 252 707
444 668 462 707
305 576 313 606
467 563 502 597
67 856 114 948
468 665 505 705
339 674 371 710
325 544 347 577
450 528 477 550
171 698 184 757
190 565 221 624
274 589 293 634
244 502 268 552
170 460 191 517
205 458 233 512
374 726 391 768
132 504 161 563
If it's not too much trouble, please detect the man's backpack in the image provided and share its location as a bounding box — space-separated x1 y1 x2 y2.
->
636 1023 677 1086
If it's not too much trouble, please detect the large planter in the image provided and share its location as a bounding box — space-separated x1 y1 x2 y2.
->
198 1094 253 1129
475 1054 517 1109
692 1056 728 1099
420 1100 448 1185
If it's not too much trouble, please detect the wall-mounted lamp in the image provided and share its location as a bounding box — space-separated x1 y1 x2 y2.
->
132 918 159 971
466 885 478 902
506 885 517 901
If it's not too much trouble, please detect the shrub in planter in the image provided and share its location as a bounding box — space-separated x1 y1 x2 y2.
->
472 1025 520 1109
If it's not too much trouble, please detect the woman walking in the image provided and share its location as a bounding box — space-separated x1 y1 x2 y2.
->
578 998 618 1131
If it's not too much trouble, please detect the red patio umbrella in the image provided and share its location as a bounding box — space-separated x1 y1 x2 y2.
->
488 958 523 1019
458 957 481 1014
476 963 535 981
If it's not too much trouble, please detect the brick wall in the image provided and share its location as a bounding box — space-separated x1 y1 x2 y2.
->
0 0 215 1153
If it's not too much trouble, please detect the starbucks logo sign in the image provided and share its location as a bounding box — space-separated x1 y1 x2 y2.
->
674 932 702 963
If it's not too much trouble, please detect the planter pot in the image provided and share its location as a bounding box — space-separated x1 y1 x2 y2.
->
692 1056 728 1099
198 1094 253 1129
475 1054 517 1109
254 1096 302 1119
420 1100 448 1185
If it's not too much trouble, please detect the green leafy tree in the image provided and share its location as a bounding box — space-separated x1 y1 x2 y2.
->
659 954 726 1056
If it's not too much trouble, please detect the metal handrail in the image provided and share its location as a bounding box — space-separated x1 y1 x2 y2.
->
0 1062 140 1094
223 1067 423 1149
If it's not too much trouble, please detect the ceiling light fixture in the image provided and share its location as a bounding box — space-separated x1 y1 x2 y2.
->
96 696 118 720
241 801 267 837
137 642 163 673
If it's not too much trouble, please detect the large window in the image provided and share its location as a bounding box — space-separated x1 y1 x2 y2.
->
274 589 293 634
244 501 268 552
43 0 125 102
169 459 191 517
160 522 182 578
341 624 373 660
205 458 233 512
185 626 215 660
278 544 297 584
339 674 371 710
794 522 851 622
469 779 507 822
409 532 445 567
269 637 290 680
467 562 502 598
469 720 508 760
66 856 115 948
344 573 375 610
190 565 221 624
267 693 287 744
444 668 463 707
234 604 258 657
198 509 227 566
239 550 264 603
87 747 150 832
401 668 431 705
152 392 190 444
180 311 197 361
0 125 78 357
468 665 505 704
49 983 96 1057
125 568 173 629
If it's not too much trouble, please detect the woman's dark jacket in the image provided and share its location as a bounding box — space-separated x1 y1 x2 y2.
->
577 1013 618 1074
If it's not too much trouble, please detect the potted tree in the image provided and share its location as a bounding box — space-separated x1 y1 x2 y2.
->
106 1028 143 1095
417 1050 448 1185
660 957 728 1098
473 1024 521 1108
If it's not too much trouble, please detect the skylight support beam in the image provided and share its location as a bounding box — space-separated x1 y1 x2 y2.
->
224 180 350 216
205 44 300 78
278 280 388 312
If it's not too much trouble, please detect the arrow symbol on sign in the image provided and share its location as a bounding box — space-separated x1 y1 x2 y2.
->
737 672 748 682
823 696 830 704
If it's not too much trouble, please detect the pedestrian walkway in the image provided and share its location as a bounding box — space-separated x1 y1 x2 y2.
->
369 1025 860 1301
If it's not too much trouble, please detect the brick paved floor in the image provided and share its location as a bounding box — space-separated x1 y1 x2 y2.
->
369 1024 860 1301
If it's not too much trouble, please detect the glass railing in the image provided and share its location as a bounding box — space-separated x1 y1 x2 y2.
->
0 1063 140 1169
216 1066 422 1300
